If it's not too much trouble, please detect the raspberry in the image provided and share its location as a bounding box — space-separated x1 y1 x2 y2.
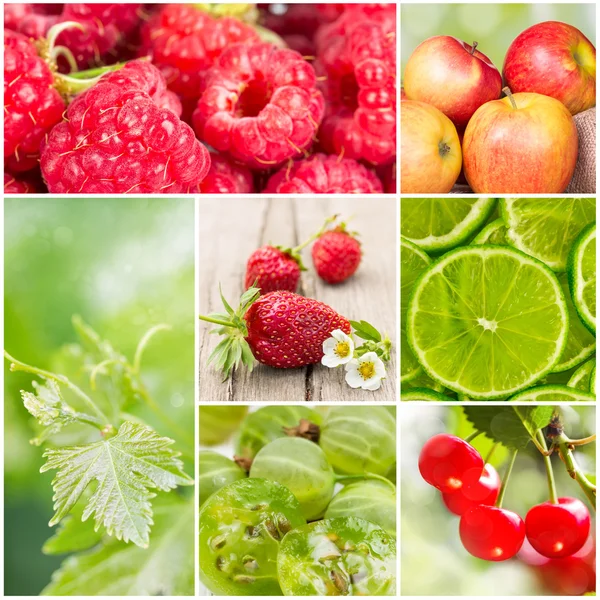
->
40 60 211 193
18 3 142 70
197 153 254 194
140 5 259 112
193 42 325 169
4 171 38 194
316 5 396 165
4 4 35 32
4 30 66 173
264 153 383 193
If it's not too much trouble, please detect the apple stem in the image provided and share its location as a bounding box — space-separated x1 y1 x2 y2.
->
503 86 518 110
470 41 478 55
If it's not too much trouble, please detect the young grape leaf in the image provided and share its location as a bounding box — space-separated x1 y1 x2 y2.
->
43 500 103 555
42 494 194 596
463 406 555 450
41 421 193 548
21 379 98 446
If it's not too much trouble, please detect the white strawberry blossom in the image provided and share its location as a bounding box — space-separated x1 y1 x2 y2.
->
321 330 355 367
344 352 386 391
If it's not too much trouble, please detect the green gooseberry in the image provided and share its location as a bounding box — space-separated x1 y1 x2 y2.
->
199 405 247 445
199 477 306 596
199 450 246 506
325 480 396 537
235 405 322 459
319 406 396 475
277 517 396 596
250 437 335 521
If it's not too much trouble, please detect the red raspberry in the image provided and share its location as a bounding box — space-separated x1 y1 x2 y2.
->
4 171 38 194
193 42 324 169
140 6 259 112
197 153 254 194
40 60 210 193
312 226 362 284
4 4 35 32
4 30 66 173
316 5 396 165
19 4 142 70
264 153 383 193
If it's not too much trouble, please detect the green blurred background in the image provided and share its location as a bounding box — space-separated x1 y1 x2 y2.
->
4 197 195 595
401 3 596 74
401 405 596 595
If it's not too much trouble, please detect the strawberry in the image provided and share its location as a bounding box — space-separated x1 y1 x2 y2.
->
312 224 362 284
200 286 351 377
245 216 337 294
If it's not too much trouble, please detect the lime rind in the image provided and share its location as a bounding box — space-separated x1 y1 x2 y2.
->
407 244 569 400
401 236 431 383
402 370 445 393
401 388 452 401
400 198 496 252
567 358 596 391
472 218 508 246
567 222 596 334
507 384 595 402
500 198 596 272
550 273 595 372
590 366 596 394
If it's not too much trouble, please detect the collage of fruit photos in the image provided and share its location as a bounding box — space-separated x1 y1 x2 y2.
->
0 0 597 598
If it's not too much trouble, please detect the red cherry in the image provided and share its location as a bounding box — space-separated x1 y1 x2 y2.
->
418 433 484 493
525 497 591 558
460 505 525 561
442 463 501 516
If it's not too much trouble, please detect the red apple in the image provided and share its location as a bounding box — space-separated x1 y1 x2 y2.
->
463 89 578 193
503 21 596 116
404 36 502 129
401 100 462 193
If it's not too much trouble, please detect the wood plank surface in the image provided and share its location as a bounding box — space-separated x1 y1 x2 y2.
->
198 196 398 402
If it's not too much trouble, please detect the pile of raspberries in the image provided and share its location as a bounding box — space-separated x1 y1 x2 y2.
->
4 3 396 195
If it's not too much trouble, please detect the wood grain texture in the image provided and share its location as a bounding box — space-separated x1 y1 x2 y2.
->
198 197 398 402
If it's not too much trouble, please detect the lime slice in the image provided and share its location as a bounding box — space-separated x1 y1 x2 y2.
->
590 366 596 394
472 219 508 245
507 384 595 402
551 273 595 372
568 222 596 334
567 358 595 391
401 198 496 252
401 389 450 401
500 198 596 271
407 245 568 399
401 237 431 382
403 370 445 393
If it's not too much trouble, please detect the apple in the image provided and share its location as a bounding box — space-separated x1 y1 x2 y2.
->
503 21 596 115
462 89 578 193
404 36 502 129
401 100 462 193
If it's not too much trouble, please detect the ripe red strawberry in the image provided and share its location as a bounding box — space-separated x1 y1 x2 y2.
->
264 153 383 193
40 60 211 193
200 287 351 376
193 42 325 169
140 5 259 116
312 224 362 284
4 29 66 173
316 5 396 165
197 153 254 194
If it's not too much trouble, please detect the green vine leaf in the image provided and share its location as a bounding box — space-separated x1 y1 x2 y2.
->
42 494 194 596
463 406 555 450
41 421 193 548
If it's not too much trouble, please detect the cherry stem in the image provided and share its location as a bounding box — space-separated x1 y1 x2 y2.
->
503 86 518 110
465 431 483 444
538 430 558 504
470 41 478 55
496 449 518 509
483 442 499 464
556 433 596 510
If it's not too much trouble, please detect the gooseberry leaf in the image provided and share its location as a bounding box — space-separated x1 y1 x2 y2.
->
41 421 193 548
463 406 554 450
42 494 194 595
43 500 103 555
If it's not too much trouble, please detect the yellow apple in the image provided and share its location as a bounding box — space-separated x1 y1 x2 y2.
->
401 100 462 193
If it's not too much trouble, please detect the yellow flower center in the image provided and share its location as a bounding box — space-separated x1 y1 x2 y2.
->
358 361 375 380
335 342 350 358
